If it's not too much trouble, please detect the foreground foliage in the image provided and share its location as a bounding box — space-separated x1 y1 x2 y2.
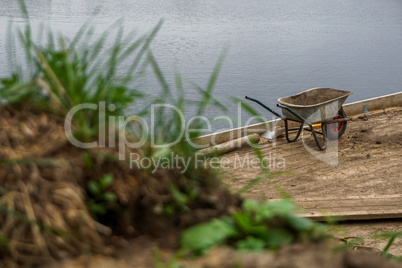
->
181 199 327 255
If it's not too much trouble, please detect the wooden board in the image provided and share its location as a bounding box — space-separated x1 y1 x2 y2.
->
273 195 402 221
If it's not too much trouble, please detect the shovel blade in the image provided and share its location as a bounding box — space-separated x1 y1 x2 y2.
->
261 127 285 140
262 130 276 139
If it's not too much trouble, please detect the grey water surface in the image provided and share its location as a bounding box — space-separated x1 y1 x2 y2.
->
1 0 401 130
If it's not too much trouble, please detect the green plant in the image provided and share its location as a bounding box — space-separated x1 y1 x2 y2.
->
145 50 228 156
163 184 199 215
333 231 402 262
180 199 326 255
332 237 365 252
87 174 118 218
373 231 402 260
2 3 162 141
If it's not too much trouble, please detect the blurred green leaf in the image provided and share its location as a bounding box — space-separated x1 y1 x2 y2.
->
237 177 264 195
88 181 100 196
285 214 314 231
231 97 264 119
373 232 402 257
267 228 293 248
196 50 227 117
373 231 402 240
0 235 9 245
100 174 114 189
236 236 265 251
181 218 237 253
169 185 188 206
152 147 172 159
242 199 260 212
88 202 106 216
332 237 364 252
103 192 117 202
233 212 253 232
81 153 94 169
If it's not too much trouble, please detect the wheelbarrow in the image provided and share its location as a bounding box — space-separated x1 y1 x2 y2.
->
245 87 353 150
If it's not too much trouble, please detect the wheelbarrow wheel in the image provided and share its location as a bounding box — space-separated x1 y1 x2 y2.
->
322 108 347 140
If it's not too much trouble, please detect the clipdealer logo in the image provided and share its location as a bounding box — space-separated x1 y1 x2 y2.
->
64 101 269 160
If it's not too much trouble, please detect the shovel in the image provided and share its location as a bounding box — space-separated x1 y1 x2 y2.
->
261 127 284 140
262 124 321 140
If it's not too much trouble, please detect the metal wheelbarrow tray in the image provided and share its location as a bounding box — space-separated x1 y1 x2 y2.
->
245 88 353 150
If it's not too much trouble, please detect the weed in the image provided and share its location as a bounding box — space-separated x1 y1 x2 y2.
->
1 10 162 141
180 199 327 255
332 237 365 252
333 232 402 262
87 174 119 218
163 184 199 215
373 231 402 260
145 50 228 154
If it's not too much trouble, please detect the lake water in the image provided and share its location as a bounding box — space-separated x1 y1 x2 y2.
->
1 0 402 129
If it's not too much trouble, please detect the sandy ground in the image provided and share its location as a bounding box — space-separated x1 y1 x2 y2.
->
222 106 402 255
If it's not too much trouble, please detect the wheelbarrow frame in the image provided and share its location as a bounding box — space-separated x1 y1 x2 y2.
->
245 96 351 150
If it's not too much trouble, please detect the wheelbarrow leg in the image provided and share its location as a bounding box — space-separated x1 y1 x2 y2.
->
284 119 303 143
308 124 327 150
285 120 327 150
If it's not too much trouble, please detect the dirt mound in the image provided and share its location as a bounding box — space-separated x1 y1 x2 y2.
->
0 105 241 267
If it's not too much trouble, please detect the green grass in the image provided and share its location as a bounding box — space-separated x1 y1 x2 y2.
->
1 1 230 158
2 15 163 141
374 231 402 260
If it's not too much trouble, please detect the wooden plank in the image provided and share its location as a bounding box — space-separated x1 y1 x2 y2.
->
270 195 402 221
299 211 402 221
292 194 402 201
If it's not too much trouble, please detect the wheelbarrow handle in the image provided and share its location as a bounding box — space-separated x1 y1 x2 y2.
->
276 104 307 124
244 96 282 118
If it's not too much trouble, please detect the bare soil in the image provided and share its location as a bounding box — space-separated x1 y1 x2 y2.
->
222 106 402 255
0 105 241 267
